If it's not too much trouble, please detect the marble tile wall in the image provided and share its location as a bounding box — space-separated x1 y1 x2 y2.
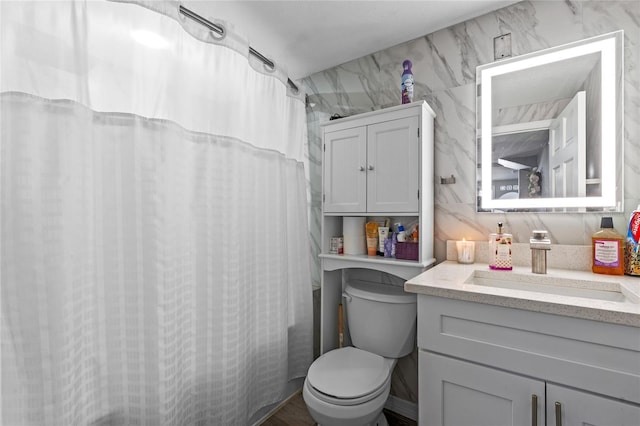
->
304 0 639 407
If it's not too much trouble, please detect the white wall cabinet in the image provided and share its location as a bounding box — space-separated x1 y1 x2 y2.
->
417 295 640 426
324 116 419 213
319 102 436 354
323 126 367 213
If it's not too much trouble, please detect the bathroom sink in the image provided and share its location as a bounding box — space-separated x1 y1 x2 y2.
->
465 270 636 303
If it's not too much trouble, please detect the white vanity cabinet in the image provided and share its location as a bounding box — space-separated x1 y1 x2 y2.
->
420 351 545 426
319 101 436 354
417 295 640 426
421 353 640 426
546 384 640 426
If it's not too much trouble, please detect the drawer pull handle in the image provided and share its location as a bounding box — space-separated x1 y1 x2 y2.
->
531 394 538 426
555 402 562 426
359 166 365 171
367 165 374 171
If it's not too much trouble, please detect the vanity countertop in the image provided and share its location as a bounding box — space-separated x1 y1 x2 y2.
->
405 261 640 327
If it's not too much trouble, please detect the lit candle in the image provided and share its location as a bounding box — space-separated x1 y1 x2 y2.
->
456 239 475 264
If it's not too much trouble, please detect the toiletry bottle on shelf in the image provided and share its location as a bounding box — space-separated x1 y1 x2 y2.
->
378 226 390 256
593 217 624 275
365 222 379 257
391 232 398 258
625 205 640 276
397 224 406 242
384 237 393 258
489 222 512 270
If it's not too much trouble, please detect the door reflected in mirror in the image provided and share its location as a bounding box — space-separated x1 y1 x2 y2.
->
476 31 623 212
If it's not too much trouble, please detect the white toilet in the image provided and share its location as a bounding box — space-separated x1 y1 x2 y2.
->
303 281 417 426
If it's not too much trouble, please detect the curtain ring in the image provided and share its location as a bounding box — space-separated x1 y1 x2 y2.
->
288 79 299 94
209 25 225 41
263 60 276 73
179 5 225 41
249 47 276 73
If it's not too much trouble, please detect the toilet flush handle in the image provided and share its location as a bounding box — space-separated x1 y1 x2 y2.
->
342 292 352 302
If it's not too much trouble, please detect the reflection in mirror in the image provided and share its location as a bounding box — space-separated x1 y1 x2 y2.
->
476 31 623 212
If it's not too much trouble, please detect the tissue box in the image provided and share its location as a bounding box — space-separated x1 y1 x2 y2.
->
395 242 419 261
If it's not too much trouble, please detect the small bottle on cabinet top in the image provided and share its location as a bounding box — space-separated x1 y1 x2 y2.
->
592 217 624 275
401 59 414 104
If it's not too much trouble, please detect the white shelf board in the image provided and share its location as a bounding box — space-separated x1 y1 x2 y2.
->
320 253 435 280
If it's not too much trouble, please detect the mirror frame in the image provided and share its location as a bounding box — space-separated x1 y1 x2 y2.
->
477 31 623 212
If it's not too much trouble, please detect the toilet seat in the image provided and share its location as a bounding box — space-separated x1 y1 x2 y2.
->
306 347 391 406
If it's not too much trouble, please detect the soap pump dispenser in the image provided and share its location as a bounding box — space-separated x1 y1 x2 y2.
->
489 222 513 270
530 230 551 274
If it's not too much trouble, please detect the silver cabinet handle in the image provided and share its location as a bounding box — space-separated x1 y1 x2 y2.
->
531 394 538 426
367 165 374 171
359 166 365 171
555 402 562 426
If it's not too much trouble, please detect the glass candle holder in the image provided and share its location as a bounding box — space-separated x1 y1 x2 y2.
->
456 240 475 264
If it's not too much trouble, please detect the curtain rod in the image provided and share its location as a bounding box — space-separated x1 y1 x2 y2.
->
179 5 299 94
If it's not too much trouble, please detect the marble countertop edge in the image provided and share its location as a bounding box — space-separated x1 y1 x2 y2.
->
405 261 640 327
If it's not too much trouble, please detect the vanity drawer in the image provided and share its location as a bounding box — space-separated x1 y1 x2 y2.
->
418 295 640 404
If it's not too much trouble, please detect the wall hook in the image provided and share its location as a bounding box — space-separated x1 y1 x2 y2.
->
440 174 456 184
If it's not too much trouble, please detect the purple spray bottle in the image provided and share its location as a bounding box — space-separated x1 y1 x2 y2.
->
401 59 414 104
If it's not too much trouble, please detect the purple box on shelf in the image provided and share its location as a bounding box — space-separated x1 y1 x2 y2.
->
395 242 419 261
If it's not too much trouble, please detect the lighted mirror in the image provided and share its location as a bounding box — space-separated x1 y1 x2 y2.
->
476 31 623 212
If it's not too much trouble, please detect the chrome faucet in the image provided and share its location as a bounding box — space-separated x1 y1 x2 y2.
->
530 230 551 274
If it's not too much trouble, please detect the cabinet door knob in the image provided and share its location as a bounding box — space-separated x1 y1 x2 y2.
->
359 166 365 172
555 402 562 426
531 394 538 426
367 165 374 171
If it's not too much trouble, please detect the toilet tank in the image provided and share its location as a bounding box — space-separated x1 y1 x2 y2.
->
344 281 417 358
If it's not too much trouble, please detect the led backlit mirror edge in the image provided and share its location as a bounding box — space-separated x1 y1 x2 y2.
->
477 30 623 212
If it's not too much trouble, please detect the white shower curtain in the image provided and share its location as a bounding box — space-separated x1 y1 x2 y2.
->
1 1 313 425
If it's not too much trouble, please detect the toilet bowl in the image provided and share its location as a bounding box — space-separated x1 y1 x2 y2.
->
303 282 417 426
302 347 396 426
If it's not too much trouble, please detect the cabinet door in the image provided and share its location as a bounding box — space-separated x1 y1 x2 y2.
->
366 116 419 212
419 351 544 426
547 383 640 426
323 126 367 212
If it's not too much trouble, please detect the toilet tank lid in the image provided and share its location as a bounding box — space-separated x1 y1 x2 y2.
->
345 281 416 304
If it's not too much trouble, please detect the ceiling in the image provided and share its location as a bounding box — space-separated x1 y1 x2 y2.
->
182 1 520 80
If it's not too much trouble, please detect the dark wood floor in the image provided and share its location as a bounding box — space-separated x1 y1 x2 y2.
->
261 391 315 426
261 391 416 426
